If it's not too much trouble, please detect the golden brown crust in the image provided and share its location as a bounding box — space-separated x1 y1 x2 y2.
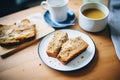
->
46 31 68 58
0 19 36 46
57 36 88 64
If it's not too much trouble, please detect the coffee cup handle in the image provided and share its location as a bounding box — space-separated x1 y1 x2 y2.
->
41 1 48 10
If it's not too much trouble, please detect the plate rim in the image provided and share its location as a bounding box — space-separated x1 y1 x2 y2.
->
38 29 96 71
43 9 76 28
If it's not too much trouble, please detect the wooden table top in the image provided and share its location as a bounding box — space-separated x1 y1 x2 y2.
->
0 0 120 80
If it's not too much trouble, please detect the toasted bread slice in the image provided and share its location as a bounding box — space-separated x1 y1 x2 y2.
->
0 19 36 46
46 31 68 58
57 36 88 64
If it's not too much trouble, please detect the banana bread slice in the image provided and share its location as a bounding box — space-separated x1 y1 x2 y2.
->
46 31 68 58
57 36 88 64
0 19 36 46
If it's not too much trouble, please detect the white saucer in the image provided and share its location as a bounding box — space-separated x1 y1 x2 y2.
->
38 29 96 71
43 9 76 28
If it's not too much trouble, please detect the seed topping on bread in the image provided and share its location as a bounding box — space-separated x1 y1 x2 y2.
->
46 31 68 57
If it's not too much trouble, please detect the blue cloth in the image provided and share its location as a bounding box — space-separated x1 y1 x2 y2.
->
108 0 120 60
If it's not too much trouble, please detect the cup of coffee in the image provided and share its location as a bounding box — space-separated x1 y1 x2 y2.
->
41 0 69 22
78 2 109 32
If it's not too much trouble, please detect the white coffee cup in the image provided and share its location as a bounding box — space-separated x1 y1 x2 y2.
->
78 2 109 32
41 0 69 22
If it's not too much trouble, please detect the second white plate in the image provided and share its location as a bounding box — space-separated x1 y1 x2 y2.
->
38 29 95 71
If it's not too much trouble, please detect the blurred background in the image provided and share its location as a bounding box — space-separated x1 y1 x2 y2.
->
0 0 45 17
0 0 109 17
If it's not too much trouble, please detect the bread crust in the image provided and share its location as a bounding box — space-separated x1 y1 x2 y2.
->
0 19 36 46
57 36 88 64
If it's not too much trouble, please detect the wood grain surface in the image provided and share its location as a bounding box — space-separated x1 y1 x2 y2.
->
0 0 120 80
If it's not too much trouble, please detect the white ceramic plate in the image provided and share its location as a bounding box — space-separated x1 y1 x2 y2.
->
38 29 95 71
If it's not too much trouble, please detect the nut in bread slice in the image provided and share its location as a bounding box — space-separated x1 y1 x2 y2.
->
46 31 68 58
0 19 36 46
57 36 88 64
